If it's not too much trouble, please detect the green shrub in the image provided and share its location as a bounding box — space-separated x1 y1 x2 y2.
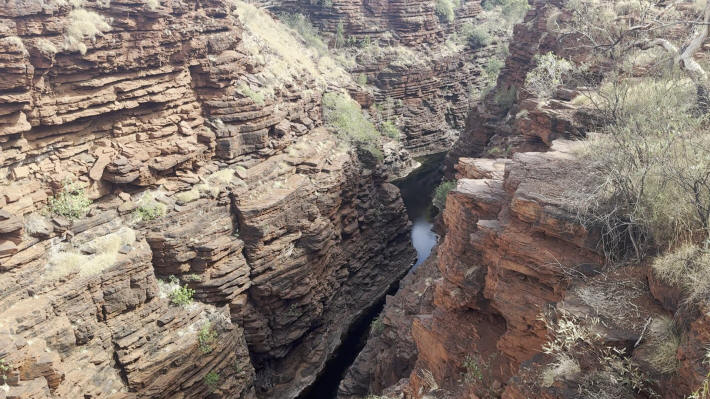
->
204 371 220 392
0 359 10 384
459 23 490 49
524 52 574 99
484 57 504 83
322 92 383 161
380 120 400 139
356 73 368 86
168 276 195 306
370 315 384 335
335 21 346 48
237 83 265 105
198 322 219 354
577 73 710 257
134 192 166 221
462 355 484 383
435 0 460 23
48 180 92 220
433 180 457 211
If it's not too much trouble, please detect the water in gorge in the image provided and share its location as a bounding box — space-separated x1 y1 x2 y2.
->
298 152 445 399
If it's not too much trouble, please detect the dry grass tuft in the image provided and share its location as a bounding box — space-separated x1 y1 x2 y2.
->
63 8 111 55
652 244 710 305
47 227 135 279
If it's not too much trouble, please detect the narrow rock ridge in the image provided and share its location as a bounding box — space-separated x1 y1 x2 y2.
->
0 0 416 397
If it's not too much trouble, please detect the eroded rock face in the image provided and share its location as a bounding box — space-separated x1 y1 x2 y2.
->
266 0 512 156
0 0 415 397
356 140 698 399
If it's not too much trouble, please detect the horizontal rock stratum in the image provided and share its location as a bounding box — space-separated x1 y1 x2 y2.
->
0 0 416 397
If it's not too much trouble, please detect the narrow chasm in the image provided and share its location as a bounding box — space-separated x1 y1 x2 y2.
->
298 153 445 399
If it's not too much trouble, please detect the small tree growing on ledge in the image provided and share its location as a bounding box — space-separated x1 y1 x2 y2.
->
433 180 457 211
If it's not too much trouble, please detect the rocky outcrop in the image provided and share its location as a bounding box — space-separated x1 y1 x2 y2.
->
0 0 415 397
357 139 701 399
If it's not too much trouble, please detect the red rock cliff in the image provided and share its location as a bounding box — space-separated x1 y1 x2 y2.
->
0 0 415 397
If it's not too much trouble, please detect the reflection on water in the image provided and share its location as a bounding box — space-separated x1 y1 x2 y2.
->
411 215 438 269
394 152 445 270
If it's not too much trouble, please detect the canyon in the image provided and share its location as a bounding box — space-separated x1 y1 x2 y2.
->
2 0 710 398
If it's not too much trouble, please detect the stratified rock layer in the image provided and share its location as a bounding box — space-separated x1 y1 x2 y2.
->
267 0 511 155
0 0 415 397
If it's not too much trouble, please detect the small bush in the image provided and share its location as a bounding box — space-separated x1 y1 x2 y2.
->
524 52 574 99
36 38 58 55
652 244 710 305
370 315 384 335
459 23 490 49
482 0 530 21
356 73 368 86
134 192 166 221
380 120 400 139
0 359 10 384
576 73 710 258
236 83 266 105
168 276 195 306
46 227 135 279
204 371 220 392
63 8 111 55
198 322 218 354
175 188 200 204
462 355 484 383
184 273 202 282
335 21 346 48
484 58 504 83
645 316 680 374
48 180 92 220
435 0 460 23
433 180 456 211
322 92 383 161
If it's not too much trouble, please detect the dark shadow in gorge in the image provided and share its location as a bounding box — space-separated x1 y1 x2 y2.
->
297 152 445 399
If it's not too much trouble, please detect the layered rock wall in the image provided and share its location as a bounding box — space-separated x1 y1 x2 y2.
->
0 0 415 397
267 0 511 155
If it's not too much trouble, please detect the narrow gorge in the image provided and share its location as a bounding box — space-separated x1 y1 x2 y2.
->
2 0 710 398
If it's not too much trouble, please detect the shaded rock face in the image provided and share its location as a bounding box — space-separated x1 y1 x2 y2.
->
0 0 415 398
266 0 507 156
338 253 439 399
